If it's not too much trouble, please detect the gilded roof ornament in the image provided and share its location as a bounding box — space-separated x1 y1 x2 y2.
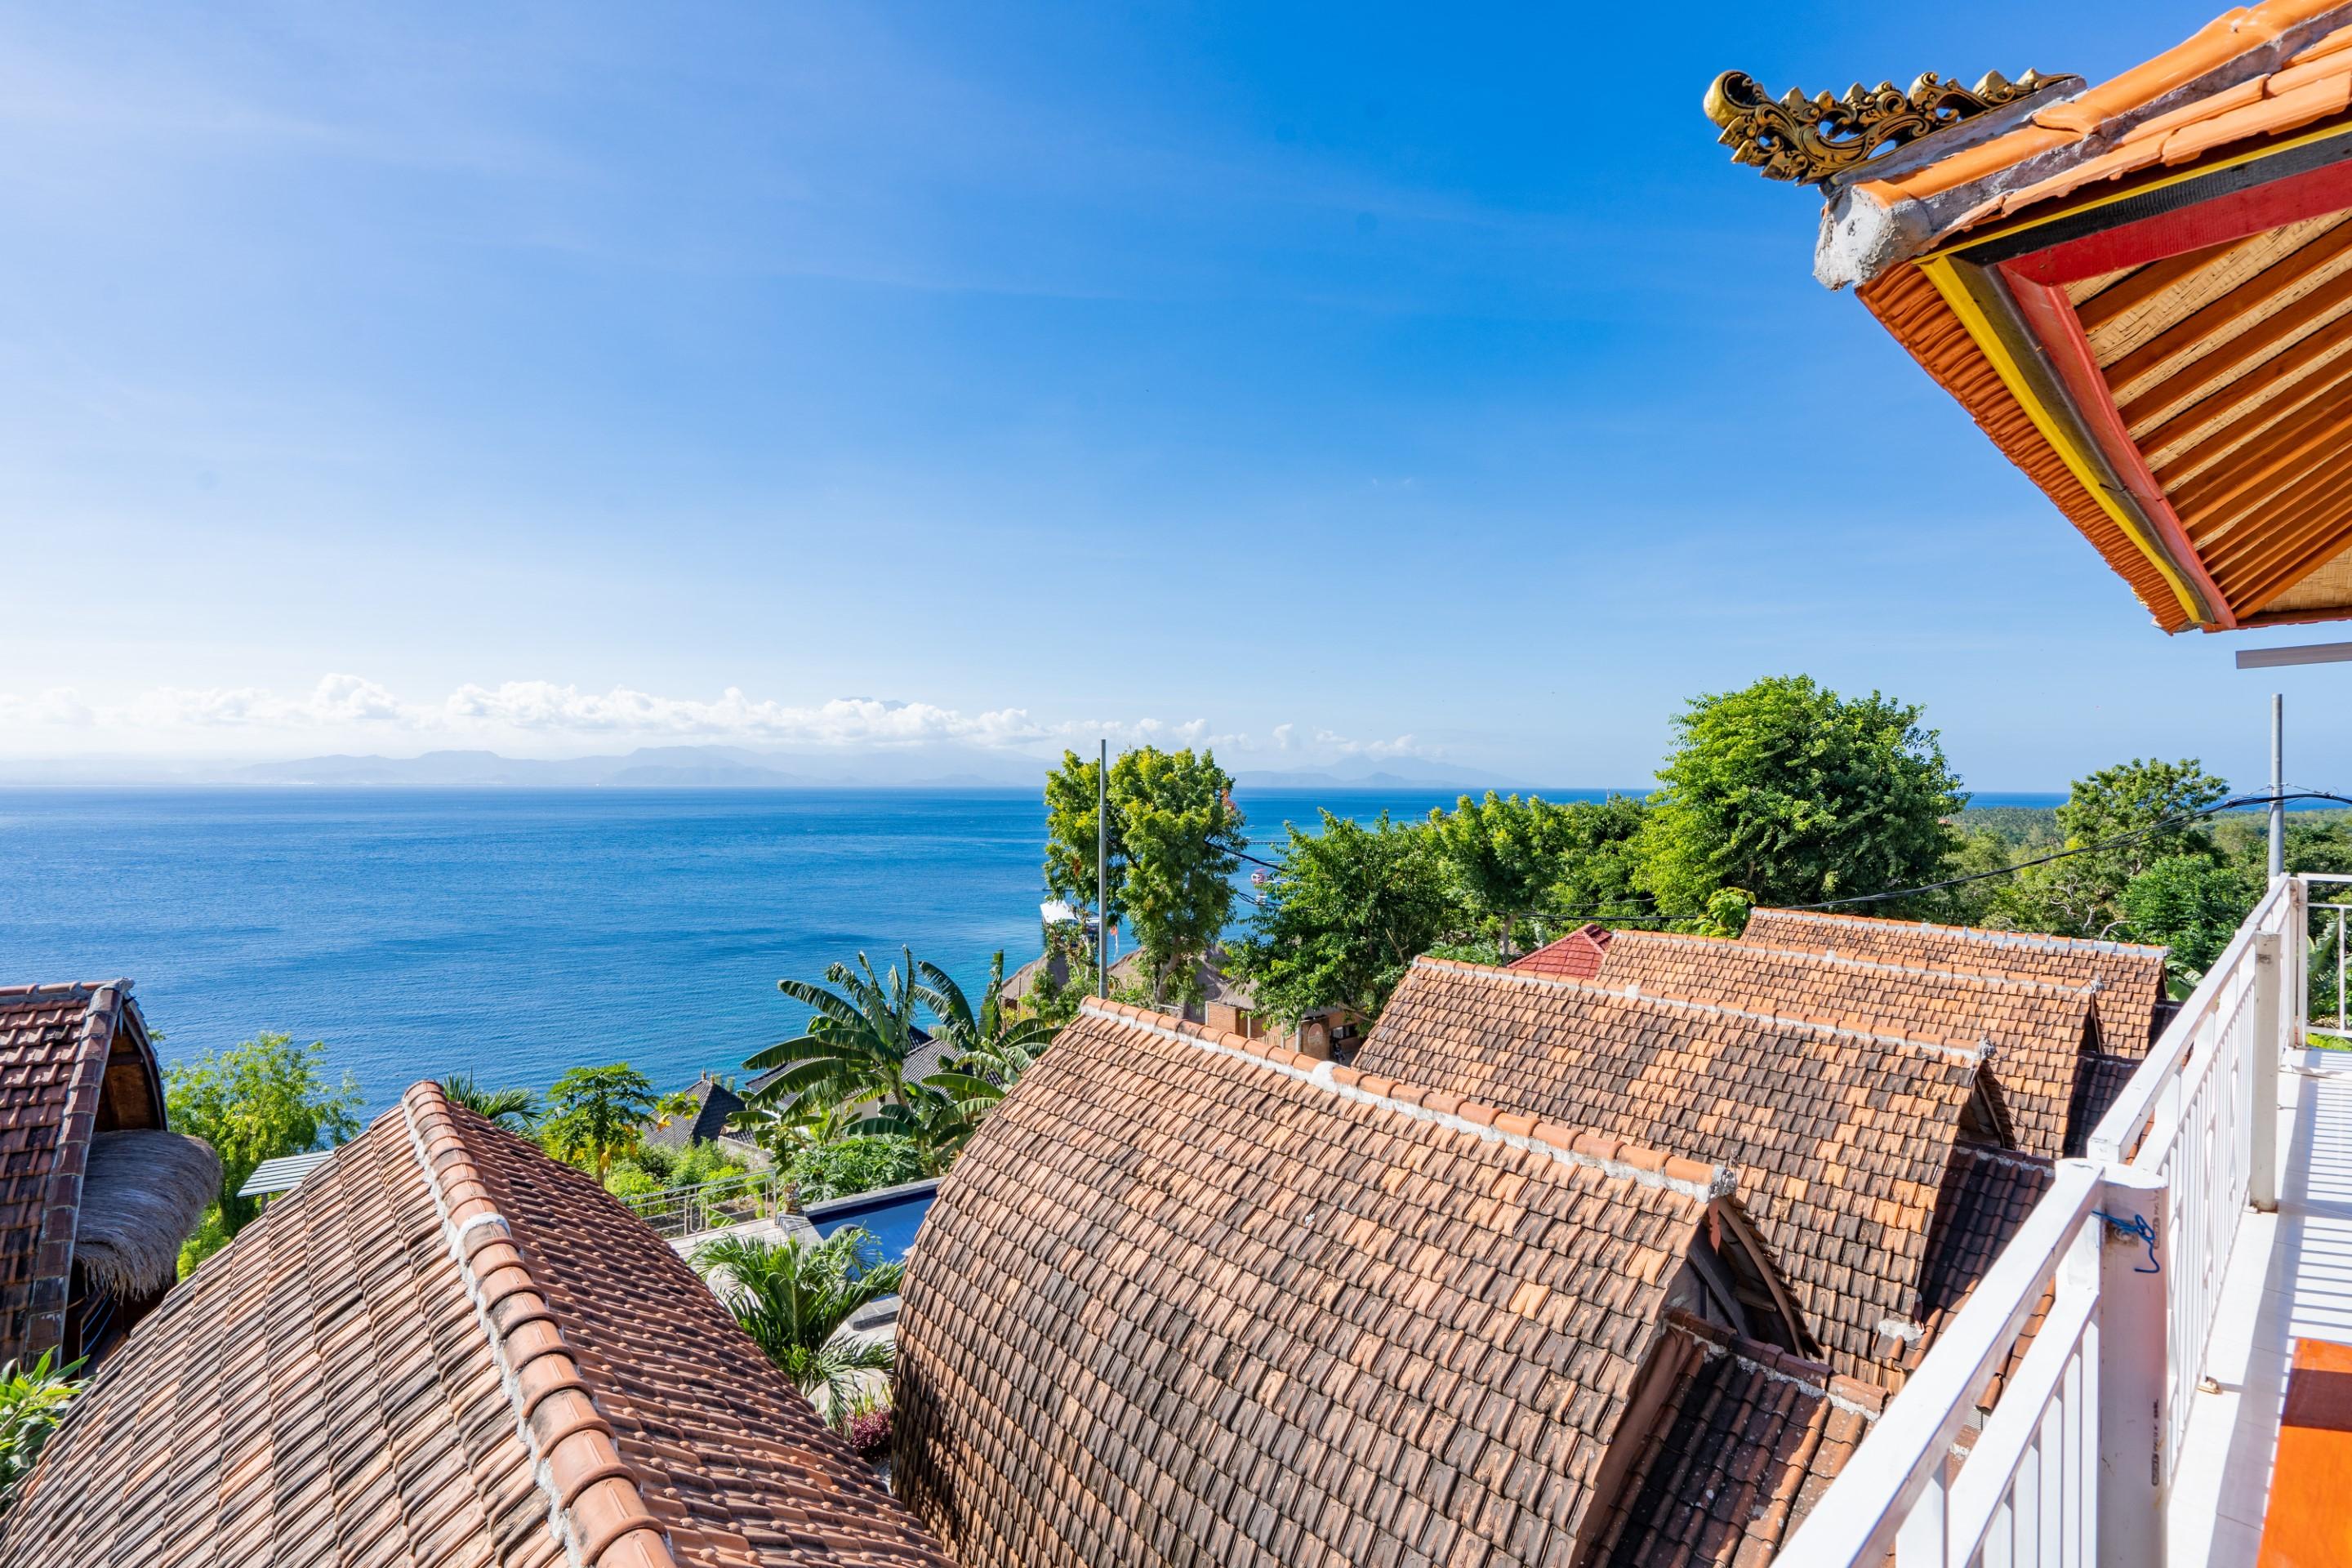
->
1704 69 2060 185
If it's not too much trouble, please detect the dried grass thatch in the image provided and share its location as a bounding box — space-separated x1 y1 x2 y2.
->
74 1130 221 1298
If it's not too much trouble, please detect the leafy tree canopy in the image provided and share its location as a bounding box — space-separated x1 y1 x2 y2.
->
2121 854 2256 991
167 1032 363 1236
1635 675 1965 924
540 1062 656 1178
1043 750 1128 938
1996 759 2231 937
1107 747 1245 1007
1425 793 1575 951
1231 809 1459 1022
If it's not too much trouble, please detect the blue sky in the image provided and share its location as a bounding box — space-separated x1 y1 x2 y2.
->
2 1 2342 792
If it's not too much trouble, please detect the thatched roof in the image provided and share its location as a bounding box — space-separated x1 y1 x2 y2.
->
74 1131 219 1298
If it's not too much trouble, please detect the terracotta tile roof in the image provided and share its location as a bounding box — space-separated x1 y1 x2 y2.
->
1740 908 2171 1058
1849 2 2352 230
1350 959 1993 1382
893 998 1802 1568
1582 1312 1887 1568
0 1082 954 1568
1507 923 1615 979
644 1073 747 1150
0 981 163 1364
1595 929 2102 1159
1909 1143 2060 1404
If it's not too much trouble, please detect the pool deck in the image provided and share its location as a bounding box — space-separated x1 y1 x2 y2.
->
2169 1049 2352 1566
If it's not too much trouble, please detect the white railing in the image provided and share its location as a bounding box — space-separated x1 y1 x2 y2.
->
1775 875 2306 1568
621 1167 786 1238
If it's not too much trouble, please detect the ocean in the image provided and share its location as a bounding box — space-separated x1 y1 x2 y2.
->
0 786 1494 1113
0 785 2076 1114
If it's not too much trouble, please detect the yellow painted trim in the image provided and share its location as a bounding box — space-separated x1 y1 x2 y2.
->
1917 255 2210 626
1931 118 2352 261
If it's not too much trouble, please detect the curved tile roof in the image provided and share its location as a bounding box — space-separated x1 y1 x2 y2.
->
1595 929 2102 1157
893 998 1778 1568
0 1082 953 1568
1351 958 1992 1381
1740 908 2169 1058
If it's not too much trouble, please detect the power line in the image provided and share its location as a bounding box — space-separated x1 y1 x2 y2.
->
1780 789 2352 911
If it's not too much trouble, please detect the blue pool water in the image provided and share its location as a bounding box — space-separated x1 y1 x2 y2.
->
807 1183 937 1267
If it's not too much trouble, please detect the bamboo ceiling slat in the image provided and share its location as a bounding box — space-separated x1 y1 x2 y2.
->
2265 537 2352 612
2079 225 2318 353
2171 391 2352 522
2140 310 2352 471
2207 461 2352 577
2151 351 2352 490
2188 432 2352 566
2116 266 2352 433
2229 497 2352 613
2105 220 2352 402
2065 265 2139 308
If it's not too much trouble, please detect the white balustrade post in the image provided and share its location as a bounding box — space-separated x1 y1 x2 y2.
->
1895 1468 1948 1568
2252 932 2282 1214
2096 1165 2170 1568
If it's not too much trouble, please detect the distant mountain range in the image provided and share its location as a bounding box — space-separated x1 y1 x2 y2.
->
0 745 1539 791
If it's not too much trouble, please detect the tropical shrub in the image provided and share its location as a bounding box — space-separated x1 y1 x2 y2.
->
782 1137 925 1205
1232 809 1459 1022
439 1074 540 1130
840 1391 893 1457
689 1229 902 1417
541 1063 656 1178
167 1032 363 1267
0 1351 83 1514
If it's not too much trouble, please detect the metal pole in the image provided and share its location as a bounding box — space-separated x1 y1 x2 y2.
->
1097 738 1109 999
2270 693 2286 881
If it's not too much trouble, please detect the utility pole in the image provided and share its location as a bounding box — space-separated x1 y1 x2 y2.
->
1097 737 1109 998
2270 693 2286 881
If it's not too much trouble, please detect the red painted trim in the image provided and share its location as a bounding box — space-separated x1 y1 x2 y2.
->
2003 156 2352 286
1998 267 2238 627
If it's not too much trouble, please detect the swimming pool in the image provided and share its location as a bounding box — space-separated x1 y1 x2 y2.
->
804 1178 938 1269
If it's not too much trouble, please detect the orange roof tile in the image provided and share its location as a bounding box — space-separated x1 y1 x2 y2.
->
1740 909 2171 1058
1508 922 1615 979
893 998 1802 1568
1350 959 1993 1382
0 1084 953 1568
0 982 172 1364
1594 929 2103 1158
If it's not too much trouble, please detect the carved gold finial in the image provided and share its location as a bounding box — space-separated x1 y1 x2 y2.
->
1704 69 2059 185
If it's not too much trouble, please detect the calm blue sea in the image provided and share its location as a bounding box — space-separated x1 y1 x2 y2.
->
0 786 1536 1114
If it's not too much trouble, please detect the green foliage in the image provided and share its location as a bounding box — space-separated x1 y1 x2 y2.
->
917 952 1056 1121
1230 810 1459 1022
746 950 942 1162
1635 675 1965 923
601 1161 666 1200
167 1032 362 1241
176 1205 230 1281
1019 923 1093 1031
1425 792 1575 949
2121 854 2256 992
689 1229 902 1419
782 1135 928 1204
1043 750 1129 941
540 1063 656 1178
1422 938 1503 964
438 1074 540 1130
1541 795 1654 926
1997 759 2230 936
0 1351 83 1515
1111 748 1245 1006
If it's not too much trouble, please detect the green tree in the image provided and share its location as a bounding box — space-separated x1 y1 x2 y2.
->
0 1351 82 1516
780 1135 929 1205
1111 747 1245 1007
1231 810 1459 1022
690 1230 902 1419
1426 793 1575 956
917 951 1056 1112
2121 854 2256 992
1043 750 1126 985
541 1063 657 1178
1635 675 1966 924
1998 759 2230 936
1542 795 1654 928
438 1074 540 1131
167 1033 363 1239
746 951 933 1125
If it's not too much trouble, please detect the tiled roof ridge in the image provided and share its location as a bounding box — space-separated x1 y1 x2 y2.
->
1407 956 1993 1062
1946 1139 2061 1175
1079 997 1735 1200
1748 908 2167 960
1658 1309 1888 1419
1606 927 2106 1000
0 980 135 1004
398 1082 679 1568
